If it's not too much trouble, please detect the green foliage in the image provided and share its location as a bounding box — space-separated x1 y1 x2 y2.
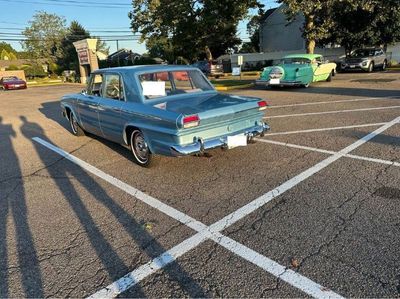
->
321 0 400 53
16 51 31 59
129 0 263 62
58 21 109 73
1 49 10 60
242 10 265 53
277 0 336 53
0 42 18 58
279 0 400 53
96 38 110 55
6 64 19 71
22 64 47 78
58 21 90 72
48 62 62 75
22 11 67 61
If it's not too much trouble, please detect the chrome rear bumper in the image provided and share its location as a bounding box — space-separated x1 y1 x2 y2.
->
171 122 270 156
255 79 302 87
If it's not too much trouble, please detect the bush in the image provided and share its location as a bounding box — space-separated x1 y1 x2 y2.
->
5 64 19 71
22 64 47 79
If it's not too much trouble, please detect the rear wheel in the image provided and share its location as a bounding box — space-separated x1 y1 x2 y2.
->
301 82 310 88
326 72 333 82
368 62 374 73
381 60 387 71
69 112 85 136
130 129 152 167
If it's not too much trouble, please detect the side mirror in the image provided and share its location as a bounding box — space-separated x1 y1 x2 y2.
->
81 89 87 95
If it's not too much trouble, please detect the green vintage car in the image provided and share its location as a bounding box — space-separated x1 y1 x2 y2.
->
256 54 337 88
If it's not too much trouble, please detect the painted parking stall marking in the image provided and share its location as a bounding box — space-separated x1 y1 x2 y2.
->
269 96 400 109
264 122 387 136
33 116 399 298
256 138 400 168
33 137 343 299
264 105 400 119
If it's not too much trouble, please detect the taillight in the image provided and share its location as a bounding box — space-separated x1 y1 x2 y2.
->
258 100 268 111
182 115 200 128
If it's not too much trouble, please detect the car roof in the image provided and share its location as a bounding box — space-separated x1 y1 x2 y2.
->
92 65 199 74
283 54 322 60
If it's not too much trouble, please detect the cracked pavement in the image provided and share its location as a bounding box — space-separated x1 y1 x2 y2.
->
1 71 400 297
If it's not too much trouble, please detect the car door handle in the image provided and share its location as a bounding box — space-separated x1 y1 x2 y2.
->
97 106 106 111
88 104 98 109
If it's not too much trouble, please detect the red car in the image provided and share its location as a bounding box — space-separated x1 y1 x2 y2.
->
0 76 27 90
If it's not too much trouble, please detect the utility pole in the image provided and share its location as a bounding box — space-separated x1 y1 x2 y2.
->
116 40 120 66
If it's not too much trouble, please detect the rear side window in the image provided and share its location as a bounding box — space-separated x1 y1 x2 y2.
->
88 74 103 96
103 74 124 101
139 70 213 99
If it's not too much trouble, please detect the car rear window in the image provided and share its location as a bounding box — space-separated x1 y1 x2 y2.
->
3 76 19 82
139 69 213 99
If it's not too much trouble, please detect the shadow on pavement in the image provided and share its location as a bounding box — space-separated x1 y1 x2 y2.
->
20 115 206 297
0 117 44 298
252 85 400 98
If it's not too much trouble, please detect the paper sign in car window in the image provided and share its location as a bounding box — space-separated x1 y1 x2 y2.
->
142 81 166 97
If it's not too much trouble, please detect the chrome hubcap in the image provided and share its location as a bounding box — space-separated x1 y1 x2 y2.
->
134 134 148 162
70 115 78 134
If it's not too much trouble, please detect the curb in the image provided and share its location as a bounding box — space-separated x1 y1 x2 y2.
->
27 82 84 88
215 83 255 91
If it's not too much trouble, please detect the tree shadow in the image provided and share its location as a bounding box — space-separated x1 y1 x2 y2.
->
39 101 136 162
20 116 206 297
0 116 44 298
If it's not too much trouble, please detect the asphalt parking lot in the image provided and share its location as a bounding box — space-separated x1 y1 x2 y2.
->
1 70 399 298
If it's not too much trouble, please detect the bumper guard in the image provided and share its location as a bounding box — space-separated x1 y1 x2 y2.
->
171 122 270 156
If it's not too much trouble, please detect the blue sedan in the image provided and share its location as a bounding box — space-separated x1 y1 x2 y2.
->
61 65 270 167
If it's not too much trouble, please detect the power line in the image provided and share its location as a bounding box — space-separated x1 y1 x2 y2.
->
38 0 131 6
0 27 135 33
0 0 131 9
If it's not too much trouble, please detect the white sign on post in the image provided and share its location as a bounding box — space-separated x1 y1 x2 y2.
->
232 67 241 76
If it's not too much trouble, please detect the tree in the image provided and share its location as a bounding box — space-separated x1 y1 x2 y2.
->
0 42 18 58
129 0 263 62
240 9 265 53
277 0 335 54
319 0 400 54
22 11 67 61
58 21 90 71
1 49 10 60
58 21 109 72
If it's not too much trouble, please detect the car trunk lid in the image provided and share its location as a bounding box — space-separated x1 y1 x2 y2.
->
165 92 264 128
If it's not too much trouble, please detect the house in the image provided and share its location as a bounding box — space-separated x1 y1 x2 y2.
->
107 49 141 64
259 6 305 53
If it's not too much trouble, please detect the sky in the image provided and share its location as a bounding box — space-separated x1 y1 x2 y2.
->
1 0 278 55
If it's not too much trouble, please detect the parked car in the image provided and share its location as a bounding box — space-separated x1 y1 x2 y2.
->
255 54 337 88
191 60 224 78
60 66 270 167
339 48 387 72
0 76 27 90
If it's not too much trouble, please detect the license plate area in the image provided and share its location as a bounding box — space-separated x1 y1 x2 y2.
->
269 78 280 84
227 134 247 149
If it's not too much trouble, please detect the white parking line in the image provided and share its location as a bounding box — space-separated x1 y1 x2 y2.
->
256 139 400 168
34 117 399 299
269 96 400 109
264 122 387 136
33 137 343 299
264 105 400 119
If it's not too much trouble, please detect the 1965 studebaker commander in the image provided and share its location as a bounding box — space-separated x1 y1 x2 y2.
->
256 54 337 88
61 66 270 167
